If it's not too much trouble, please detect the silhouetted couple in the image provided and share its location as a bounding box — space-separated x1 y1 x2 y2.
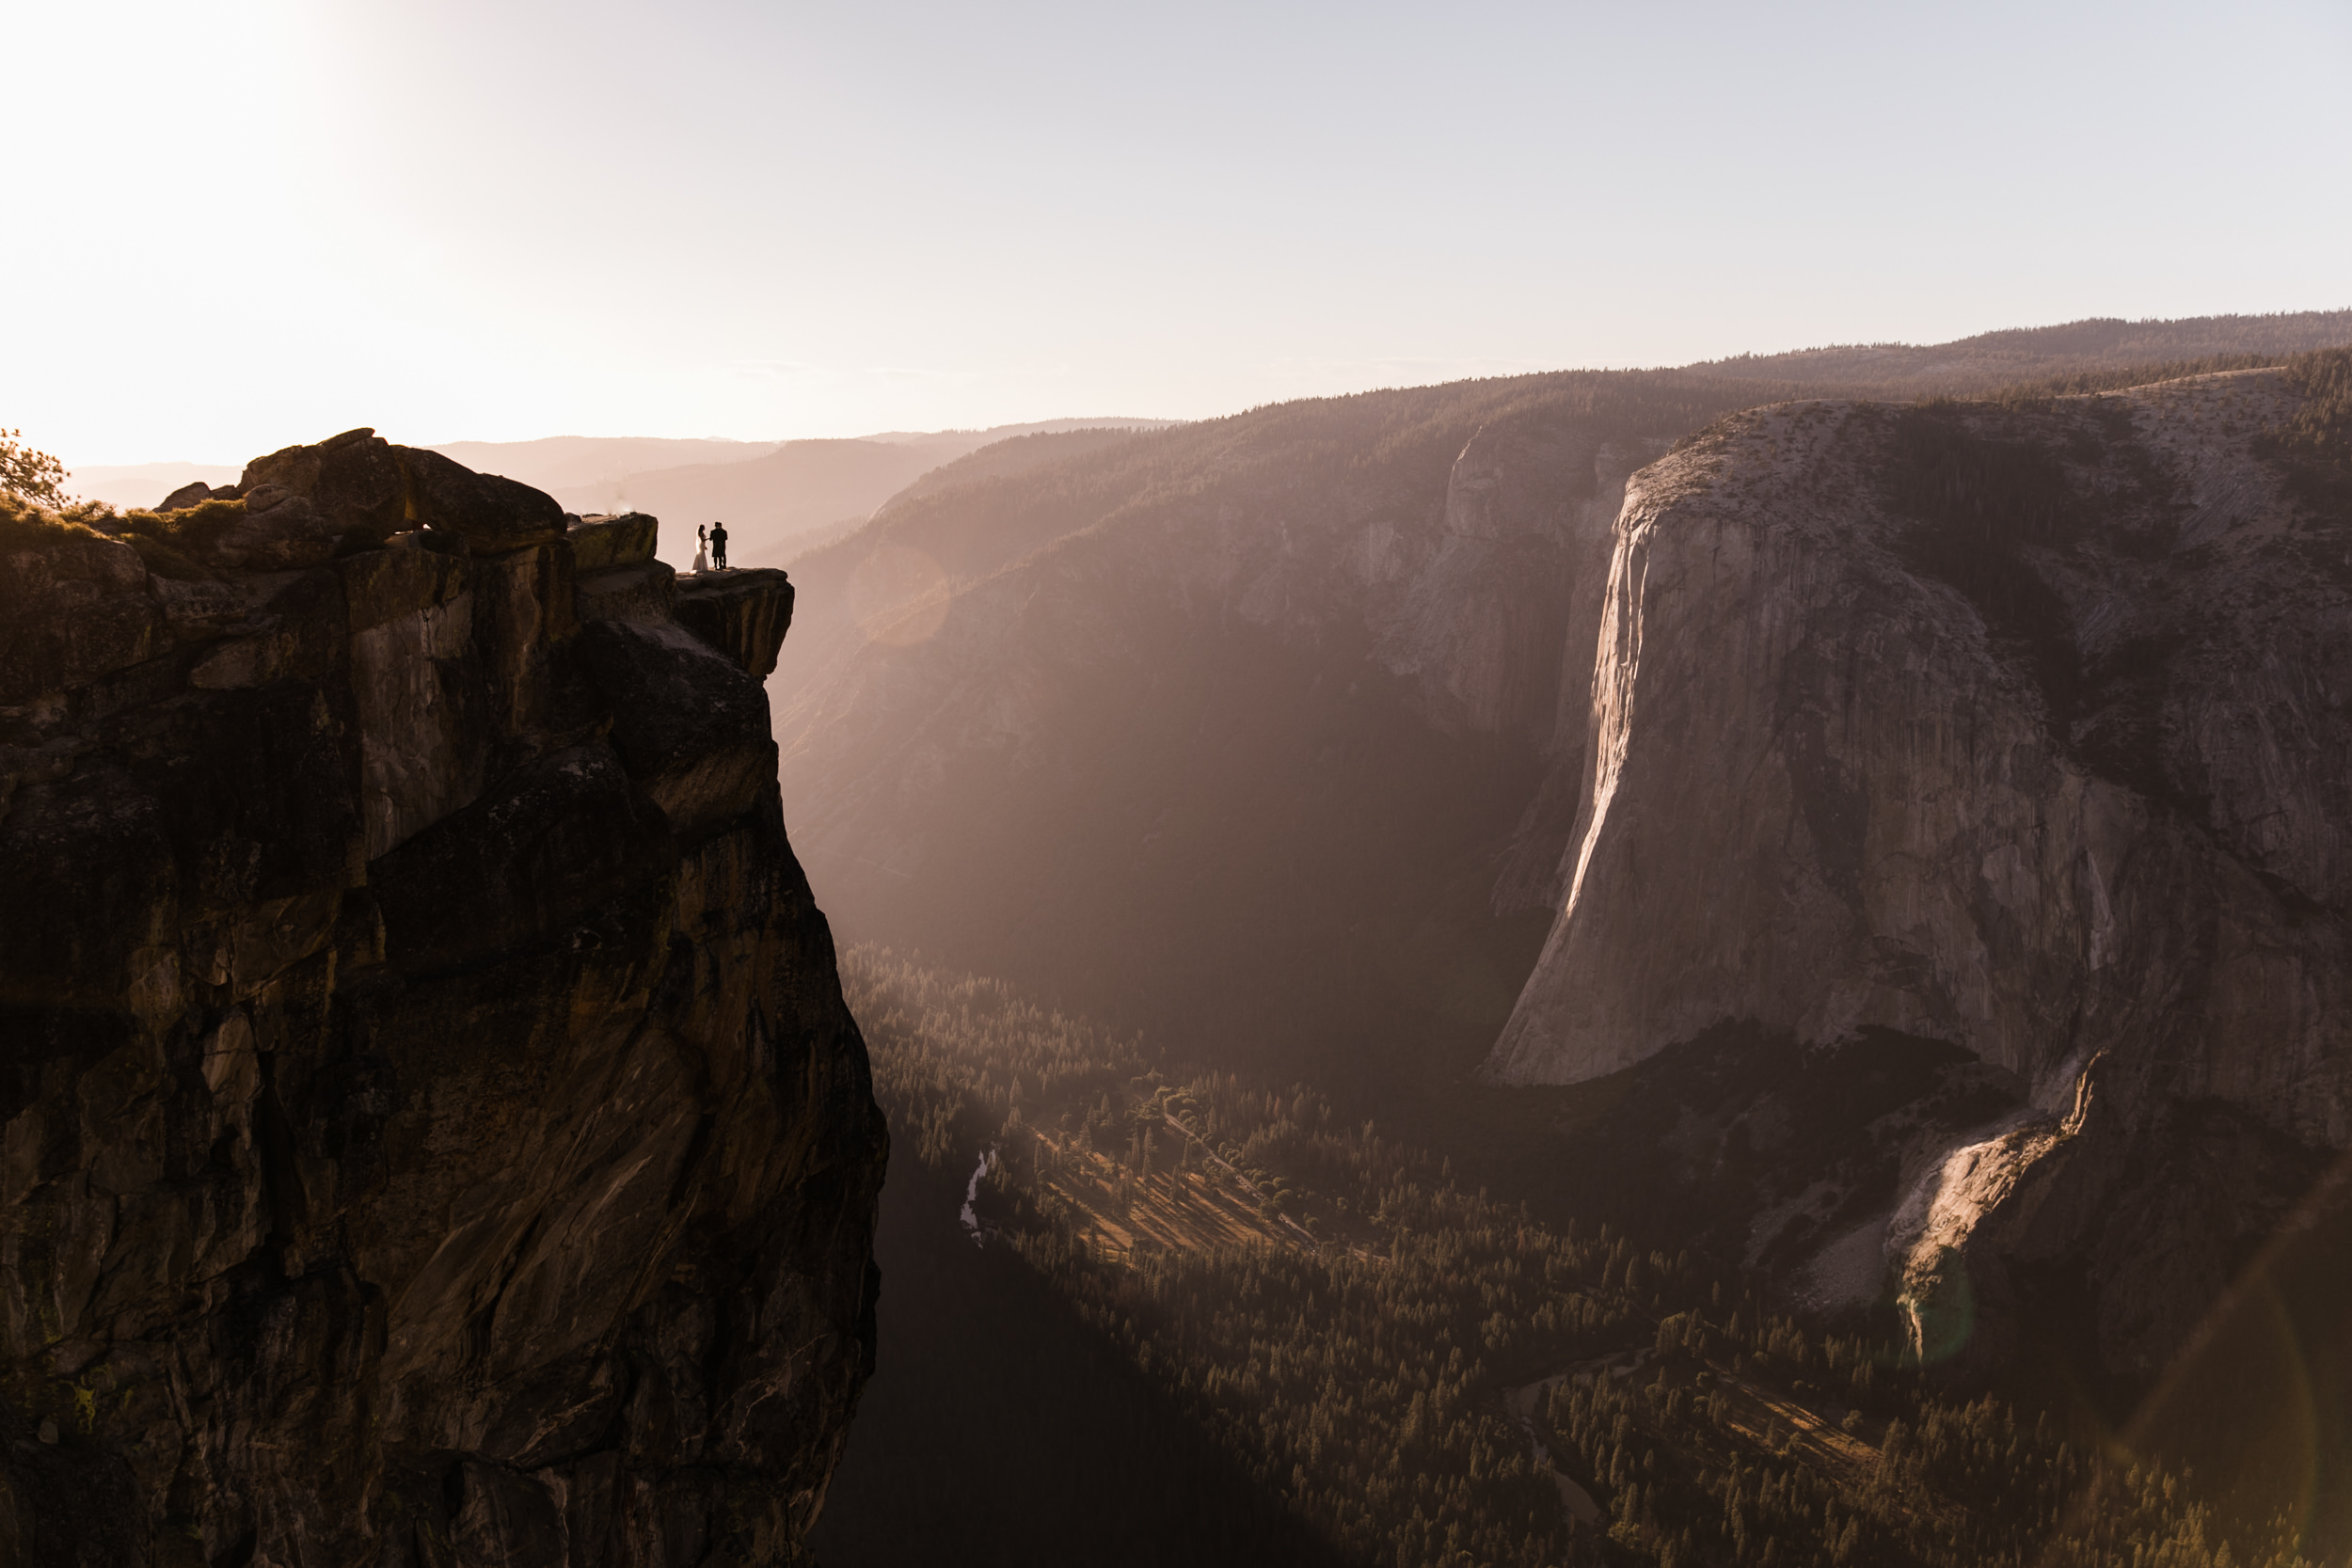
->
696 522 729 572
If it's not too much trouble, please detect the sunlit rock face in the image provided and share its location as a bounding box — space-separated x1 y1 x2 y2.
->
0 434 882 1566
1484 372 2352 1376
766 383 1726 1074
1369 420 1667 914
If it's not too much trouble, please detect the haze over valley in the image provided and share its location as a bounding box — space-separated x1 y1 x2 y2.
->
9 2 2352 1563
785 314 2352 1566
10 307 2352 1566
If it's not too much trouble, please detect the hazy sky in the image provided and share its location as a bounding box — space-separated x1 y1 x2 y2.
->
14 0 2350 466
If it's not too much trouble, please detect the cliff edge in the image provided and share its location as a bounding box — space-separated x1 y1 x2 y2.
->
0 430 884 1566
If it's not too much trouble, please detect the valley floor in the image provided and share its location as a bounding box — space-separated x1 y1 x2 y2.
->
823 946 2332 1568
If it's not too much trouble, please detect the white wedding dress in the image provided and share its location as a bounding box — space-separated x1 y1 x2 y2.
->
691 545 709 574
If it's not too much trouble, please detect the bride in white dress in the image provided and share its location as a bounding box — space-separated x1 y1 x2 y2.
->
691 523 710 575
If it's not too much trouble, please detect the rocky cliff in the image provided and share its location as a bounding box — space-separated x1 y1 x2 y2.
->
768 374 1776 1077
0 431 884 1566
769 322 2352 1094
1484 360 2352 1376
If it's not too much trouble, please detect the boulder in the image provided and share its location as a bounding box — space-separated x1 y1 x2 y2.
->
239 426 410 538
567 512 660 572
398 446 567 552
234 429 569 556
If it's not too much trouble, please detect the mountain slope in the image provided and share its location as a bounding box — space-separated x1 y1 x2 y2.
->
771 316 2351 1089
771 372 1788 1075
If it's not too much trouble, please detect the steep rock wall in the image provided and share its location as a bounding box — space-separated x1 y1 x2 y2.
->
1483 372 2352 1374
0 434 882 1566
766 379 1734 1073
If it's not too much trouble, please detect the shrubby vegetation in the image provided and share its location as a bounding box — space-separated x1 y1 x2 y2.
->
845 947 2314 1568
0 492 111 550
0 483 258 578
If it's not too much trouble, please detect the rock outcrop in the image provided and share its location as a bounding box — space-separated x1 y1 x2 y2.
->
1483 365 2352 1375
0 433 883 1565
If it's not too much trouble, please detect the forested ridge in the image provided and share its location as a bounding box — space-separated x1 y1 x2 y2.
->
828 949 2319 1568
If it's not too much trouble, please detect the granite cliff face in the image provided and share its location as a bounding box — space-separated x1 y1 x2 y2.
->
1483 365 2352 1375
769 377 1753 1070
770 327 2352 1078
0 432 884 1566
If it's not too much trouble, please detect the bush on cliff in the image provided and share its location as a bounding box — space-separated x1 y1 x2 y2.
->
0 492 112 551
107 499 255 578
116 496 247 548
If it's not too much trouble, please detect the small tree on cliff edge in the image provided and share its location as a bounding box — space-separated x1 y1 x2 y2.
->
0 430 72 508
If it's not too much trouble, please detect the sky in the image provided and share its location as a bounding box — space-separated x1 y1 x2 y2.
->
10 0 2350 467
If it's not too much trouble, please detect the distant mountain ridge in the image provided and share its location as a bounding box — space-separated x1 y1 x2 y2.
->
70 461 246 512
72 313 2346 517
1691 309 2352 390
542 420 1171 572
424 435 775 492
854 417 1171 449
